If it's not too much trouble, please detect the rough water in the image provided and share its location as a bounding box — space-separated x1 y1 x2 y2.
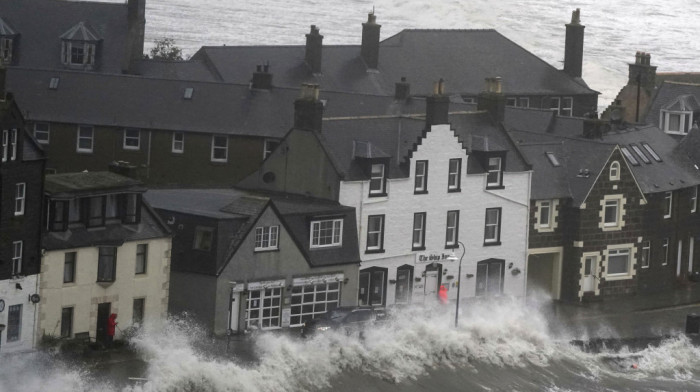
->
96 0 700 108
2 299 700 392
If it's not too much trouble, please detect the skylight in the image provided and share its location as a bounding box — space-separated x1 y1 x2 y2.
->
545 152 560 167
184 87 193 99
620 147 639 166
49 77 59 90
630 144 651 164
642 143 662 162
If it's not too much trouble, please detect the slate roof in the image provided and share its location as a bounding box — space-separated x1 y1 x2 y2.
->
144 188 360 272
645 81 700 125
319 111 530 182
0 0 130 72
60 21 101 42
45 171 143 197
6 67 473 139
506 106 700 204
193 29 598 97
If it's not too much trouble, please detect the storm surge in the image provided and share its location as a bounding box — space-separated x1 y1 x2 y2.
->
3 299 700 392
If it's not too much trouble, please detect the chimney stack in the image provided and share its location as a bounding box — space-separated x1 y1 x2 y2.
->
294 83 324 132
251 63 273 90
563 8 585 79
628 51 657 93
305 25 323 74
394 77 410 100
425 79 449 127
123 0 146 74
477 77 506 123
361 12 381 70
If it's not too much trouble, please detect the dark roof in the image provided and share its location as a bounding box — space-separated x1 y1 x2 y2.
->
42 201 170 251
144 188 360 271
645 81 700 125
0 0 130 72
507 107 700 203
320 111 531 182
7 67 472 139
45 171 143 196
193 29 598 97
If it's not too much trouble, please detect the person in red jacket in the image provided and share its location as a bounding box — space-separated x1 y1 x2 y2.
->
438 285 449 305
107 313 118 348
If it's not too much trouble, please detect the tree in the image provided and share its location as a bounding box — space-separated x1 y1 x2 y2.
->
148 38 184 61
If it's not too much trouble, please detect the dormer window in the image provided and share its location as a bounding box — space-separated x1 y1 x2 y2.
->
486 156 504 189
369 163 386 196
609 161 620 181
0 17 17 65
659 95 699 135
60 22 101 69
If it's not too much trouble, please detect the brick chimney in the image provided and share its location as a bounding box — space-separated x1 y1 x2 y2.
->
294 83 323 132
628 51 657 93
251 63 273 90
305 25 323 74
395 77 410 100
361 12 381 70
425 79 449 127
122 0 145 74
477 77 506 123
563 8 585 79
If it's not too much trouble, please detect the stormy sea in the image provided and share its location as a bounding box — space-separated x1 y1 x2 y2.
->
2 299 700 391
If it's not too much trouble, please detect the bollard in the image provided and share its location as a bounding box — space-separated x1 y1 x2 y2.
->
686 314 700 334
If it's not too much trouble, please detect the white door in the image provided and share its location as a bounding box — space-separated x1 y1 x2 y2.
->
229 292 240 333
582 256 597 292
424 270 439 298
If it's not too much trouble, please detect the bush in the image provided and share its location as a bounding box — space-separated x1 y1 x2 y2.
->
148 38 185 60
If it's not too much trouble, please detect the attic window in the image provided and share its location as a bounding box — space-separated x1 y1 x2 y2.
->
184 87 194 100
630 144 651 164
49 77 60 90
0 37 12 63
642 143 662 162
545 152 560 167
620 147 639 166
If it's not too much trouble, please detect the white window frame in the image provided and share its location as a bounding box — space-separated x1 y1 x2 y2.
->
10 128 16 160
486 157 502 188
211 135 228 162
603 199 619 227
448 158 461 191
661 110 693 135
369 164 386 196
663 191 672 219
604 246 633 280
290 282 340 327
254 226 279 251
412 212 426 249
561 97 573 117
14 183 25 216
2 129 7 162
193 226 214 251
263 139 279 159
7 304 21 342
484 208 501 244
661 238 669 265
609 161 620 181
549 97 560 114
535 199 559 232
310 218 343 248
414 160 428 193
63 41 96 66
34 123 50 144
12 240 22 275
600 195 626 231
692 186 698 213
641 240 651 269
366 215 384 251
518 97 530 108
446 210 459 247
123 128 140 150
76 125 94 153
172 132 184 153
1 37 13 63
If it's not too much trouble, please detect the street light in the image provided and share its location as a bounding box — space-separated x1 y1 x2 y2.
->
0 323 5 353
447 241 466 328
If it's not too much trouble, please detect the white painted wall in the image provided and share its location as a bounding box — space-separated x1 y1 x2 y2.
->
339 123 531 305
0 275 40 353
38 238 171 341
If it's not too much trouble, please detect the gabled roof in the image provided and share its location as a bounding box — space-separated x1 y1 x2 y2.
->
645 81 700 124
192 29 598 97
0 0 130 71
60 21 101 42
662 94 700 112
0 17 16 36
144 188 360 273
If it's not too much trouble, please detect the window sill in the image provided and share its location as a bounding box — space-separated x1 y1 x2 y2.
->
414 190 429 195
447 188 461 193
365 249 385 254
76 150 93 155
123 147 141 152
412 246 426 251
368 192 388 198
254 248 280 253
444 244 459 250
483 241 502 247
96 280 115 287
486 185 505 190
601 225 622 232
603 273 633 281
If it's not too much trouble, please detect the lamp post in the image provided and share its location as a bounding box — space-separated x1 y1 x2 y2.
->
447 241 466 328
0 323 5 353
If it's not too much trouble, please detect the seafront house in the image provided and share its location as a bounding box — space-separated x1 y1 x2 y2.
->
145 188 360 334
38 170 170 345
506 107 700 301
239 81 532 307
0 91 45 354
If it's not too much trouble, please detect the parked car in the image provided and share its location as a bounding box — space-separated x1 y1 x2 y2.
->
301 307 386 337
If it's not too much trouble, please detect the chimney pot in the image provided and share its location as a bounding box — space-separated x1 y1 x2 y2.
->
305 25 323 74
361 12 382 69
294 83 324 132
571 8 581 25
477 77 506 123
251 63 273 90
